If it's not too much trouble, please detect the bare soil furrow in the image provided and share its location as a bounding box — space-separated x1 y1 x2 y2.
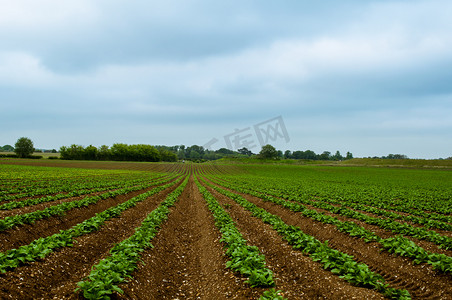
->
0 178 177 253
204 181 385 300
115 176 258 300
211 181 452 299
0 181 181 300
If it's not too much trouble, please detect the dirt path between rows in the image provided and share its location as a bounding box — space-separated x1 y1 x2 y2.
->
203 180 385 300
208 180 452 299
116 176 259 300
0 180 182 300
0 178 178 253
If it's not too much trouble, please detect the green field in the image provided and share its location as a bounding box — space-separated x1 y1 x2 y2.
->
0 160 451 299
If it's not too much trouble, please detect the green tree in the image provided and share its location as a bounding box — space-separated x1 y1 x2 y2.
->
259 144 278 159
84 145 98 160
332 150 343 161
318 151 331 160
97 145 110 160
284 150 292 159
189 150 201 159
238 147 253 156
159 148 177 162
14 137 34 158
216 148 235 155
2 145 14 152
346 151 353 160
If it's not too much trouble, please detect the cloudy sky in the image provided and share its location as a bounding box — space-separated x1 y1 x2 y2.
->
1 0 451 158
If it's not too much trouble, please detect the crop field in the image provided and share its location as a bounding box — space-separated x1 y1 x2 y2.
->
0 160 451 299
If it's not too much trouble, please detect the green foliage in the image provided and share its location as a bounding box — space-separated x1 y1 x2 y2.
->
0 171 176 232
210 168 452 273
259 144 278 159
1 144 14 152
60 143 162 162
76 177 189 299
14 137 34 158
259 288 287 300
201 177 411 299
195 176 275 287
0 175 181 274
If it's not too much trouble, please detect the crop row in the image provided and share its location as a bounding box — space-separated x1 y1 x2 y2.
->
214 176 452 250
0 164 141 192
77 176 189 299
194 176 275 288
0 175 166 210
0 174 178 231
200 177 411 299
208 177 452 273
220 168 452 220
0 177 182 274
0 173 161 202
311 195 452 231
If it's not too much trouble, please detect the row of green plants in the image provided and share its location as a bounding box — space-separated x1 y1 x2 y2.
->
311 194 452 231
216 176 452 250
0 177 182 274
0 175 178 231
0 173 160 202
256 175 452 229
194 176 275 288
227 165 451 218
0 175 166 210
0 163 136 183
200 178 411 299
208 177 452 273
76 176 189 299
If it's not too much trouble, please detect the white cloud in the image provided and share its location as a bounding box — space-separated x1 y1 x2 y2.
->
0 0 98 31
0 51 56 86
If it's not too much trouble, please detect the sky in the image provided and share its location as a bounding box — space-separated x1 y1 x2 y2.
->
1 0 451 159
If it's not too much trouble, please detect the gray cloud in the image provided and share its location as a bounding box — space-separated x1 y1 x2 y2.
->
1 0 451 158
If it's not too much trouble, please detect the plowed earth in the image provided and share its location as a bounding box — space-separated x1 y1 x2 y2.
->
205 179 452 299
0 160 451 299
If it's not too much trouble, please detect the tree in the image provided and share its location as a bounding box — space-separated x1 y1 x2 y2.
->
238 147 253 156
14 137 34 158
97 145 110 160
346 151 353 160
284 150 292 159
189 150 200 159
2 145 14 152
159 148 177 162
216 148 235 155
186 145 204 159
84 145 98 160
259 144 278 159
332 150 343 161
318 151 331 160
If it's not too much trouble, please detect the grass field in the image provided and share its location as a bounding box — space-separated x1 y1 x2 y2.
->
0 151 60 158
0 159 450 299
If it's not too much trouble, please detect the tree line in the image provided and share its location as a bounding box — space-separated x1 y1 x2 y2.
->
6 137 452 161
59 144 177 162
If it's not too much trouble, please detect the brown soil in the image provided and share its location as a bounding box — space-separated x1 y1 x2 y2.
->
114 176 260 300
203 181 384 300
208 179 452 299
0 178 177 253
0 160 450 300
0 180 182 299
